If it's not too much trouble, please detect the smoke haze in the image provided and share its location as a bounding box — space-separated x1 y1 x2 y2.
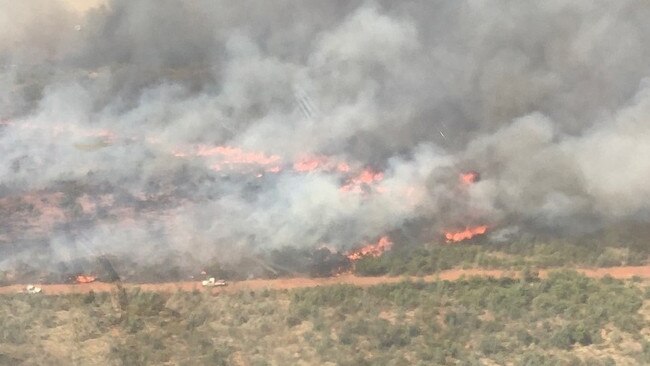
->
1 0 649 268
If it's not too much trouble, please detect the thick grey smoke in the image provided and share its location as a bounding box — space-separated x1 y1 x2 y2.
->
1 0 650 267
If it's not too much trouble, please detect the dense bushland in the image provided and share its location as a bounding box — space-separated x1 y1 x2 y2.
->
0 271 647 365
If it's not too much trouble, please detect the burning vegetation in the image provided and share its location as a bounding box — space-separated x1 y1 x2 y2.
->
74 274 97 284
3 3 650 364
346 236 393 262
441 172 489 243
444 225 489 243
459 171 480 185
2 1 649 290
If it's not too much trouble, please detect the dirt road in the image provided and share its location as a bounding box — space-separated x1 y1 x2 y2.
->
1 266 649 295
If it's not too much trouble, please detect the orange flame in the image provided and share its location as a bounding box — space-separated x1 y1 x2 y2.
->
293 156 352 174
340 169 384 193
175 144 282 172
346 236 393 261
293 156 328 172
173 145 382 191
75 275 96 284
199 145 281 165
444 225 488 243
460 171 480 185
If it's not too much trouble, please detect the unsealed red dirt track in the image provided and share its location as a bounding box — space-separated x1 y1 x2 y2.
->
1 266 649 295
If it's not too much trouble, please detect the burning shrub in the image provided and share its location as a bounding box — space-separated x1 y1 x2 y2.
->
75 274 96 284
346 236 393 261
444 225 488 243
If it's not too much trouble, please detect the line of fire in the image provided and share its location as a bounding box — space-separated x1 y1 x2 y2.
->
0 128 491 285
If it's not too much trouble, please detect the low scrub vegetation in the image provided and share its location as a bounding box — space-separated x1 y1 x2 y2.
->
0 271 647 365
354 236 649 277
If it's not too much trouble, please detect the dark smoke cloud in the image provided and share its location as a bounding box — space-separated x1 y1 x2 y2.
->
1 0 649 267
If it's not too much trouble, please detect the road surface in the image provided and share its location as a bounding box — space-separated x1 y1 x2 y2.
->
1 266 648 295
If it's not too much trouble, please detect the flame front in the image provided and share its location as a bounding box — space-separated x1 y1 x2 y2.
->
340 168 384 193
444 225 488 243
445 170 488 242
293 155 353 174
75 275 97 284
460 171 480 185
346 236 393 261
293 156 328 172
176 144 282 172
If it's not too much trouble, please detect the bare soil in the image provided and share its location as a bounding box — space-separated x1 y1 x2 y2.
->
1 266 648 296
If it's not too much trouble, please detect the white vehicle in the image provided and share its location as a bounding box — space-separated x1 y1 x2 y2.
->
25 285 42 294
201 277 227 287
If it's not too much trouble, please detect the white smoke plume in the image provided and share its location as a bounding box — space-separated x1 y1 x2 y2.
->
1 0 649 267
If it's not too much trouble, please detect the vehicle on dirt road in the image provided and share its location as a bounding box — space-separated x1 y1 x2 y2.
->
201 277 228 287
25 284 42 294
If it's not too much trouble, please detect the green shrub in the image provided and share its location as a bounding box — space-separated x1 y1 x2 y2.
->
479 336 502 355
0 318 27 344
0 269 645 365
